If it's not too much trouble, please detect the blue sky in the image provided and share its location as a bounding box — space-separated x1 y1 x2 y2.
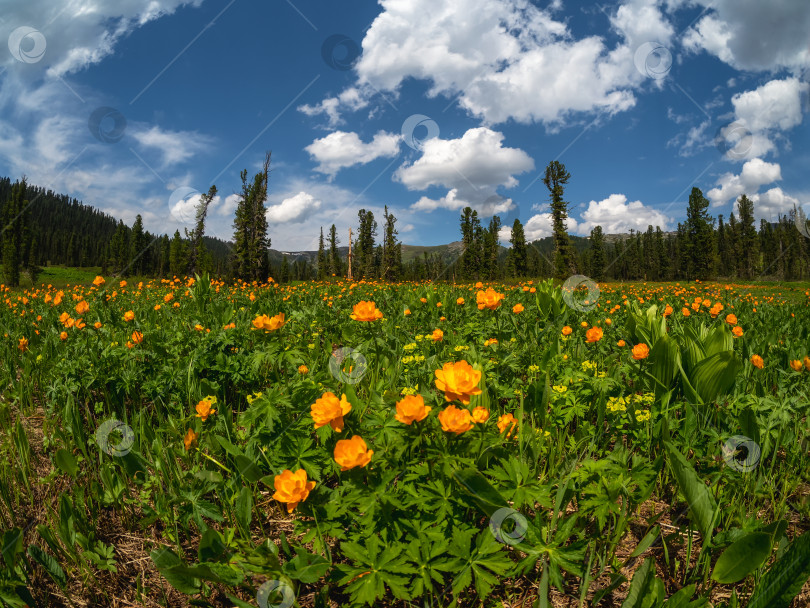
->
1 0 808 250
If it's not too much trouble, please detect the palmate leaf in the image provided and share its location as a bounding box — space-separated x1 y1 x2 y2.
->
335 536 414 606
447 527 513 600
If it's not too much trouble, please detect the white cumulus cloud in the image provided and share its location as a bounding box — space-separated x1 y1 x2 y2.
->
305 130 400 178
707 158 783 207
577 194 672 233
302 0 675 127
682 0 810 72
266 191 322 224
396 127 533 215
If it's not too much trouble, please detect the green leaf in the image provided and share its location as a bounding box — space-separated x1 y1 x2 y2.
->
702 323 733 357
689 351 740 404
198 529 228 563
451 468 508 518
53 449 78 478
236 486 253 533
283 548 331 584
1 529 23 568
28 545 66 588
649 335 680 395
662 584 708 608
747 530 810 608
664 441 716 543
712 532 772 583
150 549 202 594
630 526 660 558
621 558 662 608
234 455 263 483
738 407 760 445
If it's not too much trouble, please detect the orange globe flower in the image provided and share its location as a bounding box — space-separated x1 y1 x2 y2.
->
311 392 352 432
395 395 432 425
334 435 373 471
132 330 143 344
350 301 383 321
60 331 68 341
617 339 626 347
18 337 28 351
632 343 650 360
682 307 691 317
663 305 673 317
94 322 103 329
438 405 474 434
804 356 810 372
434 360 482 404
472 406 490 423
750 354 764 369
195 396 217 421
252 313 285 331
456 297 465 305
183 428 198 451
725 313 737 325
273 469 316 513
497 413 518 437
75 300 90 315
92 276 105 286
512 303 524 314
123 310 135 322
298 365 309 374
476 287 504 310
789 359 803 372
404 308 411 316
163 293 174 303
732 326 743 338
561 326 572 336
431 328 444 342
585 327 603 343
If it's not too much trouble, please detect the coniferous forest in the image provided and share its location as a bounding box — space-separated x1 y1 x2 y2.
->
2 160 810 287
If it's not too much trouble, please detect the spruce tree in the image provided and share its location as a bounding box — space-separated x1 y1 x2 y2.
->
185 186 217 277
684 187 715 280
542 161 577 278
232 152 271 281
736 194 759 279
507 218 528 277
327 224 340 276
589 226 605 281
381 206 401 282
317 227 326 279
